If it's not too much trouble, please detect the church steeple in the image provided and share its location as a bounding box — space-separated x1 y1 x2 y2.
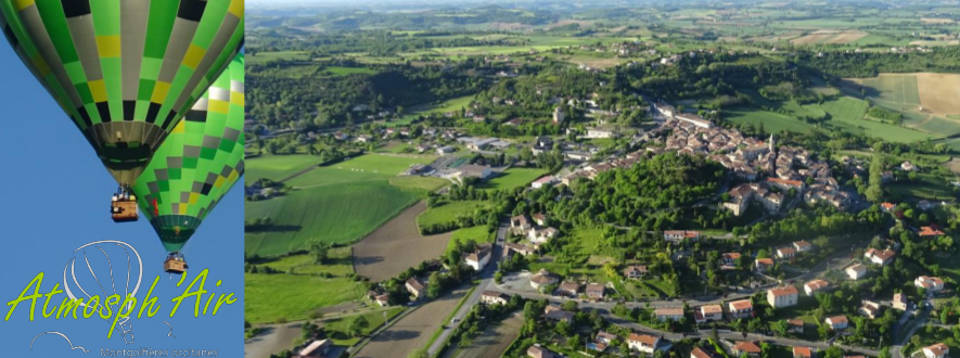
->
769 133 775 153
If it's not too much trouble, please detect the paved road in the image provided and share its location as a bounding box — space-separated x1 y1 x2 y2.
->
425 222 508 356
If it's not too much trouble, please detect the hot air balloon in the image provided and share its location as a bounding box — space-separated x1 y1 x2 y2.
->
0 0 244 222
132 53 244 274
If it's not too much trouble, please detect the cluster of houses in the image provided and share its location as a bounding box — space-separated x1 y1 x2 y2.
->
551 150 647 186
525 268 609 301
527 330 671 357
509 213 559 248
647 107 852 213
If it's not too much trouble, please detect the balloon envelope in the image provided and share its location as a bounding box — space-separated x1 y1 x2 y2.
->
133 52 244 253
0 0 244 186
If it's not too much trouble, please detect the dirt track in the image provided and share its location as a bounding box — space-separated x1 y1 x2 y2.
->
354 287 469 358
353 201 453 282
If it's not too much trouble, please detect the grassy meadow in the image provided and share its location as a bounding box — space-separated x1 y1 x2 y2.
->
245 154 441 257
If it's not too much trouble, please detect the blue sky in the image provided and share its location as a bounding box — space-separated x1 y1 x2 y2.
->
0 38 244 356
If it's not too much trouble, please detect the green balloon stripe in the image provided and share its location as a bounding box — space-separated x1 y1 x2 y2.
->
133 53 244 253
0 0 244 187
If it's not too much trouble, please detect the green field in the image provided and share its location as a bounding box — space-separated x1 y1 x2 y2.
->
482 168 549 191
822 97 933 142
853 74 921 112
416 200 493 231
323 66 377 76
245 154 441 257
255 248 354 276
396 94 476 124
887 173 955 201
725 108 815 134
245 273 366 324
326 153 437 176
246 154 322 181
726 97 935 142
445 226 495 255
248 50 310 65
323 307 405 346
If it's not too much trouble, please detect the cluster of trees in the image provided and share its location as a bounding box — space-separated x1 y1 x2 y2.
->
247 61 493 130
795 47 960 78
559 153 726 228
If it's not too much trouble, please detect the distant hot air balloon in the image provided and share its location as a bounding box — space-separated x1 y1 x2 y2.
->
0 0 244 222
132 53 244 274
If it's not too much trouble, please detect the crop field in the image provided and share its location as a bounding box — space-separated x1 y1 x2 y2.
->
245 273 366 324
446 312 524 358
728 97 936 142
248 50 310 65
886 173 955 201
354 287 471 358
326 153 437 176
482 168 549 191
245 154 439 257
323 307 405 346
790 30 868 45
445 226 495 255
246 180 421 257
397 94 476 124
246 154 321 181
819 97 927 141
850 74 922 112
255 248 354 276
323 66 377 76
417 200 494 231
353 201 454 282
848 73 960 137
245 247 366 324
725 108 815 134
916 73 960 116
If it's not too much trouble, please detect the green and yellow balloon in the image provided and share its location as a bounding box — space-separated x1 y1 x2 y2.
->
132 53 244 272
0 0 244 188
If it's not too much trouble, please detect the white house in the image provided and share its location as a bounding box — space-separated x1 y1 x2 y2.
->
697 305 723 323
531 176 557 189
465 244 492 271
864 248 896 266
528 227 558 244
915 276 945 293
859 300 882 319
405 278 426 298
663 230 700 243
776 247 797 259
654 307 684 321
628 333 661 354
480 291 509 305
728 299 754 319
825 315 848 330
793 240 813 253
530 269 558 290
922 343 949 358
892 293 908 311
845 264 867 280
585 127 615 139
803 279 830 296
767 286 799 308
296 339 331 358
510 215 531 235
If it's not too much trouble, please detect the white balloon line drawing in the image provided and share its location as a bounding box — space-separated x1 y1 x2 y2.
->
62 240 143 345
161 321 176 338
95 246 118 296
29 331 89 354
